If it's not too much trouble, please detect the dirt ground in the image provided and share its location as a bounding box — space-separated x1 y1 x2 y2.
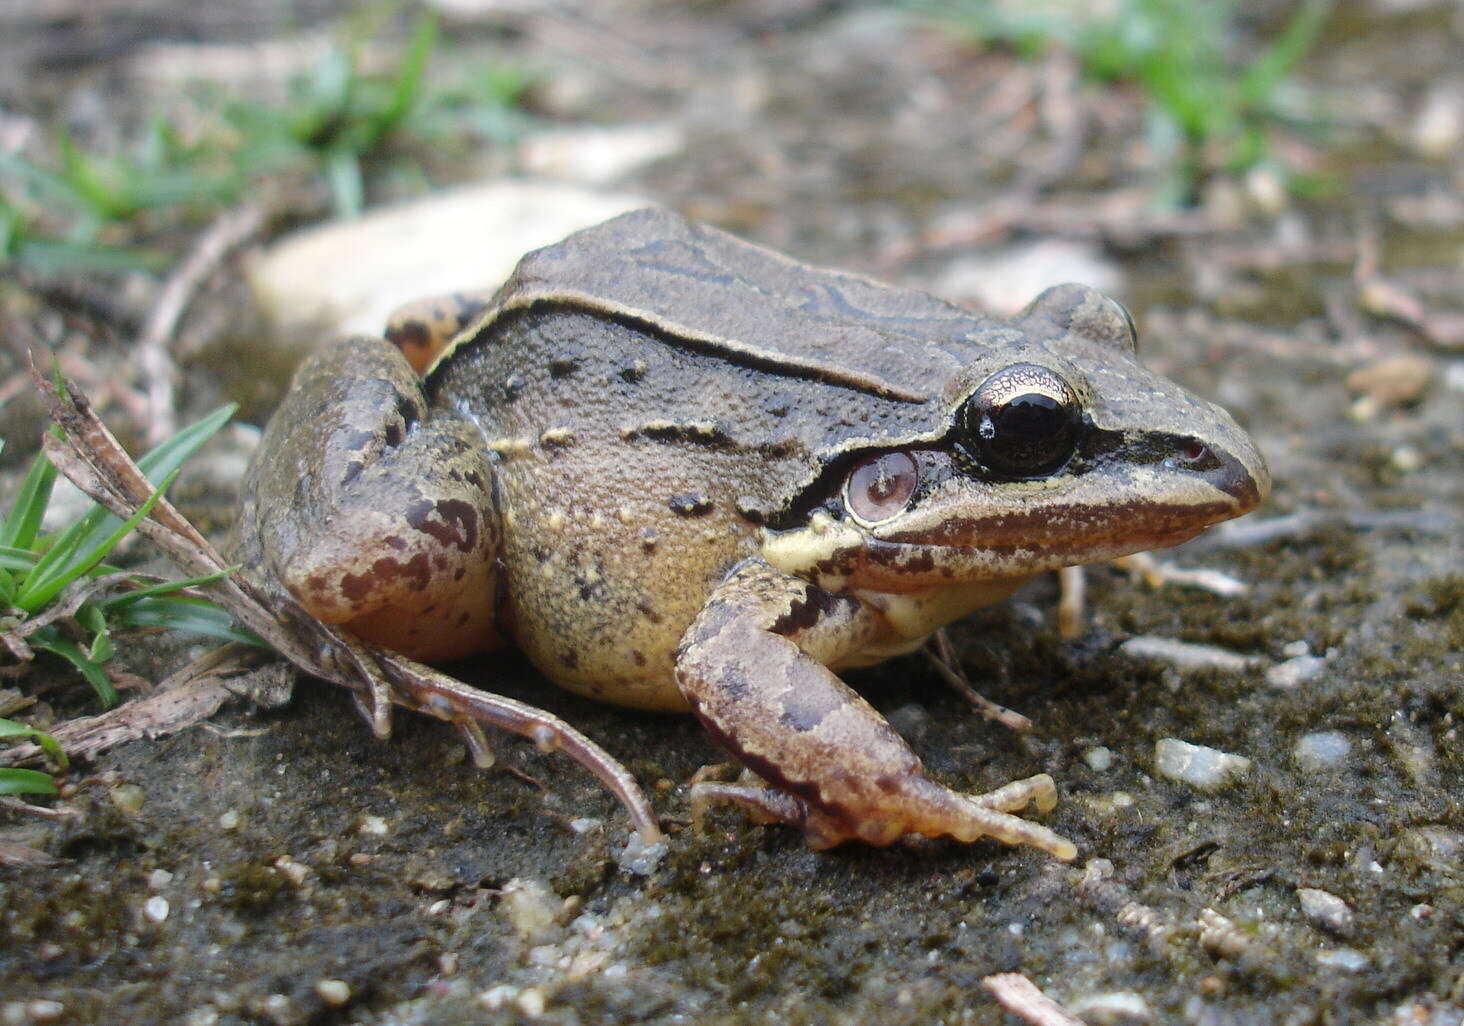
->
2 2 1462 1024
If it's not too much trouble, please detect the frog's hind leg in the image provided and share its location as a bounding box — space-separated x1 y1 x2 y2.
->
240 336 503 664
385 289 496 374
676 559 1076 859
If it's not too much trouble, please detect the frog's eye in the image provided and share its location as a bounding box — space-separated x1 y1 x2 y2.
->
960 364 1082 479
845 451 918 524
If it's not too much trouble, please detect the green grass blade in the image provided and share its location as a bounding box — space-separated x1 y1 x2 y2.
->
326 148 364 217
15 470 177 612
32 633 118 707
94 568 234 611
112 596 263 647
0 768 57 797
373 12 438 141
0 450 58 551
57 131 130 220
0 544 40 571
0 717 68 766
1238 0 1332 110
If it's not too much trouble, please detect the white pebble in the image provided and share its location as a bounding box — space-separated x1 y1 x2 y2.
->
218 810 240 830
1281 640 1311 658
24 1001 64 1023
358 815 388 836
143 897 170 924
499 878 560 945
1297 888 1354 934
1084 747 1115 771
1315 948 1369 971
314 980 350 1006
1293 731 1351 771
1266 655 1326 689
1154 739 1252 791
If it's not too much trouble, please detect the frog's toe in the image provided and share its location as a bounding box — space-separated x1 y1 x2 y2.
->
690 774 1075 859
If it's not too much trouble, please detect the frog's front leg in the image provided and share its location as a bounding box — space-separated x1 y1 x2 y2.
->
675 560 1076 859
239 336 502 663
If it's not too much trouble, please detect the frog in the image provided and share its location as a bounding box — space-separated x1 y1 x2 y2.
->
235 207 1269 859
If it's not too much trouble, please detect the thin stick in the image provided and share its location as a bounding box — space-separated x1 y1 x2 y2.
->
136 205 265 444
980 973 1084 1026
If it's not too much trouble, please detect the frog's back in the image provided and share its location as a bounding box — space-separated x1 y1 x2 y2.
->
466 206 990 403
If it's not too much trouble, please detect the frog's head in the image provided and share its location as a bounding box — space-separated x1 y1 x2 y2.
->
762 284 1270 592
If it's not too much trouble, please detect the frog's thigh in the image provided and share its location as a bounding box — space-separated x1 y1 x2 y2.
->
255 338 502 662
675 560 1075 858
385 289 496 374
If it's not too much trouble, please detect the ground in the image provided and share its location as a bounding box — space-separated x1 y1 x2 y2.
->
1 2 1462 1024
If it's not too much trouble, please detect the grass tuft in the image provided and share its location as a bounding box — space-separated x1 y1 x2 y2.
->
0 402 257 707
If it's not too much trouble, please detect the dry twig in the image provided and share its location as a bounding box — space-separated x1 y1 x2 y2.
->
136 204 266 444
980 973 1084 1026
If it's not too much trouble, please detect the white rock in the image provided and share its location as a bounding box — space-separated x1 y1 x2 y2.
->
247 182 651 347
1084 746 1115 772
1297 887 1354 934
519 124 685 185
1315 948 1369 972
930 239 1123 317
143 897 170 924
1293 731 1351 771
314 980 350 1006
1266 655 1326 689
1153 739 1252 791
499 878 560 945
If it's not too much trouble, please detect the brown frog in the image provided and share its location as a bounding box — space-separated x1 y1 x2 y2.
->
235 208 1268 858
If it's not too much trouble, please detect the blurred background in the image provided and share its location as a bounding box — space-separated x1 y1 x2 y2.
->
1 2 1462 1024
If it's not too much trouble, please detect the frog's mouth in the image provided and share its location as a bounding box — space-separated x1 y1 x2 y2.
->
816 441 1265 591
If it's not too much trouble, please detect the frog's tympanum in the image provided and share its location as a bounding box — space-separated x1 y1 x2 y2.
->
237 208 1268 859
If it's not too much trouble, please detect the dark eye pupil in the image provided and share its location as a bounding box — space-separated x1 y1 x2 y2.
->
961 365 1082 478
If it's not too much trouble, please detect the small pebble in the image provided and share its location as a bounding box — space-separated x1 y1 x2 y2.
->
618 832 668 876
1266 655 1325 689
110 784 145 814
25 1001 64 1023
1154 739 1252 791
500 878 560 945
357 815 388 836
314 980 350 1007
1281 640 1311 658
516 987 547 1018
218 810 240 830
1084 747 1115 772
1293 731 1352 771
1297 887 1354 935
148 869 174 890
1314 948 1369 972
143 897 170 924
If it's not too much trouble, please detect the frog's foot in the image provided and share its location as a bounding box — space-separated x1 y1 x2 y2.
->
1058 554 1250 639
692 772 1073 857
385 289 496 374
676 559 1074 860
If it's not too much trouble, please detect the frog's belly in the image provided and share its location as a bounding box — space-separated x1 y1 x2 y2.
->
494 446 764 712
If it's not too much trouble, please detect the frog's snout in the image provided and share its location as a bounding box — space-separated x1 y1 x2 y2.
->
1197 432 1270 516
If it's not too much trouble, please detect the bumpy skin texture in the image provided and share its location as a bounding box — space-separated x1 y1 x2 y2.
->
236 208 1268 855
